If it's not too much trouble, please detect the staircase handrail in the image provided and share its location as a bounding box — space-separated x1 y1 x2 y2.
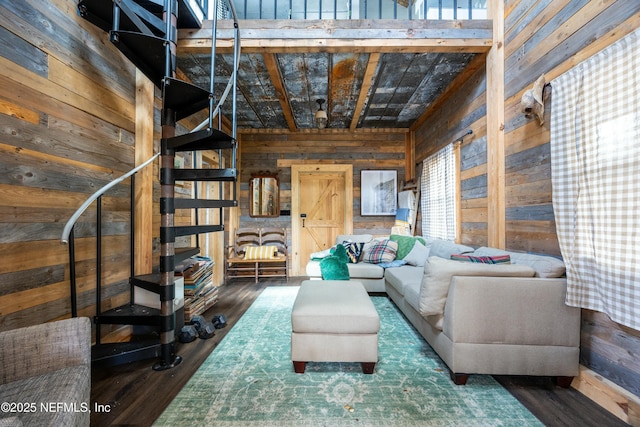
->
193 0 241 133
61 152 160 244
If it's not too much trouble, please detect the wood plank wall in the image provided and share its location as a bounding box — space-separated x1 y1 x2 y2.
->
0 0 146 334
3 0 640 412
416 0 640 405
237 130 406 238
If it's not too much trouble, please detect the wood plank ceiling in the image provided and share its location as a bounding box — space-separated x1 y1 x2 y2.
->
177 19 492 131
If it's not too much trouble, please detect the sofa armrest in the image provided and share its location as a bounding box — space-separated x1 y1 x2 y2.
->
0 317 91 384
443 276 580 347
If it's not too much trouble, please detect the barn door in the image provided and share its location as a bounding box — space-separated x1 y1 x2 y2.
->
291 164 353 276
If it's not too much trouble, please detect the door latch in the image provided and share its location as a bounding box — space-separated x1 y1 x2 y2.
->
301 213 307 227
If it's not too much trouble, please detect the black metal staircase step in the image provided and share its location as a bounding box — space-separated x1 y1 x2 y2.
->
92 340 161 368
164 128 236 151
130 273 174 301
174 198 238 209
176 246 201 263
130 273 162 290
96 303 163 327
110 30 168 88
78 0 204 33
77 0 115 33
173 225 224 237
173 168 237 182
163 77 212 121
78 0 165 36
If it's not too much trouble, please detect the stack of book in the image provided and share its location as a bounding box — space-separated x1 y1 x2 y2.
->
176 256 218 322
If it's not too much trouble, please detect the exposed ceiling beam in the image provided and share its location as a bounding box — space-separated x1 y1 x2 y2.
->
350 52 379 132
178 19 493 54
263 53 297 131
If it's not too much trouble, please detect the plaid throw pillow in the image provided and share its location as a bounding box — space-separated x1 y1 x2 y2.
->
450 254 511 264
363 240 398 264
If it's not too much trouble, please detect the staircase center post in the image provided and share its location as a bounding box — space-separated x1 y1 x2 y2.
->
154 0 182 371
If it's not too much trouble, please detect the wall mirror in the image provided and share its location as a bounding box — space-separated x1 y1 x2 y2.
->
249 173 280 217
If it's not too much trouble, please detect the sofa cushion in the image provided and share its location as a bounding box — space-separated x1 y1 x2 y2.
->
428 239 474 259
404 278 422 312
404 241 430 266
346 262 385 279
419 257 536 317
320 256 349 280
385 265 423 296
473 247 566 278
362 239 398 264
306 260 322 277
306 260 384 279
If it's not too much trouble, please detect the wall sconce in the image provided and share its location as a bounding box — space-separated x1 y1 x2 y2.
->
314 98 328 129
521 74 547 126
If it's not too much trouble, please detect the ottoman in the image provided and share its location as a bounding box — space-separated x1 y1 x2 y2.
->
291 280 380 374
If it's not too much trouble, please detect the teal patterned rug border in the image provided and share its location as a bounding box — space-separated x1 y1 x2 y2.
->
155 286 542 427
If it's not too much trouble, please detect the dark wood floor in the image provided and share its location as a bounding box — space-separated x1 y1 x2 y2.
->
90 277 628 427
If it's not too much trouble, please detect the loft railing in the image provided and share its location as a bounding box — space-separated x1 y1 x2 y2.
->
188 0 209 18
217 0 487 20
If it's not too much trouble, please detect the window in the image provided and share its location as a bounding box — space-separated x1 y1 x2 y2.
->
550 28 640 330
420 143 458 241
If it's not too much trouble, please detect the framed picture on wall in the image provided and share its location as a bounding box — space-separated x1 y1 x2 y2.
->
361 170 397 216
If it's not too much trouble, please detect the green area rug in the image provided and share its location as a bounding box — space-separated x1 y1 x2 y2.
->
155 286 542 426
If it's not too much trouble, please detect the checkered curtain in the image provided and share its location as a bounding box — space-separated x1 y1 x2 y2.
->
421 143 456 241
550 29 640 330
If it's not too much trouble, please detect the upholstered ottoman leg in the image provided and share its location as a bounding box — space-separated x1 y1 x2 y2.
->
361 362 376 374
293 361 306 374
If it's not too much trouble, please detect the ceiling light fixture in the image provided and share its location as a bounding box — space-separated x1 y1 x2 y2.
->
314 98 328 129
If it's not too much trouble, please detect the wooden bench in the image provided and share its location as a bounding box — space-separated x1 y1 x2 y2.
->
224 227 289 283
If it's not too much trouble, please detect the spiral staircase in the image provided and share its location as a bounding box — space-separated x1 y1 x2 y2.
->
66 0 240 370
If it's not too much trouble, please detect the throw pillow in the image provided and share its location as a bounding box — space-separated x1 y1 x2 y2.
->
403 240 430 266
341 241 364 263
362 239 398 264
320 256 350 280
390 234 427 260
419 257 536 317
243 245 277 260
428 239 474 259
450 254 511 264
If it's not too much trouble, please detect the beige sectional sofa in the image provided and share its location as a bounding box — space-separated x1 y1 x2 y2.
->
385 239 581 385
306 235 581 385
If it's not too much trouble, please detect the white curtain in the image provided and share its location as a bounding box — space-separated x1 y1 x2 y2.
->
550 28 640 330
421 143 456 241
